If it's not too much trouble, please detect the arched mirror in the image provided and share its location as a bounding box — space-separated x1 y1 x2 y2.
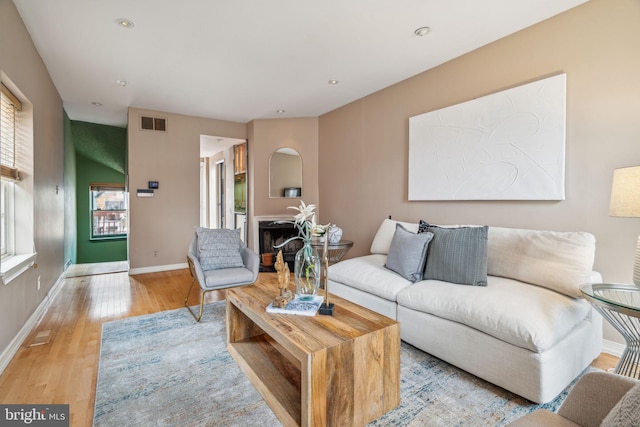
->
269 147 302 198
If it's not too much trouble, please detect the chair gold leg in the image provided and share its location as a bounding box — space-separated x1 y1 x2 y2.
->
185 278 207 322
184 278 196 305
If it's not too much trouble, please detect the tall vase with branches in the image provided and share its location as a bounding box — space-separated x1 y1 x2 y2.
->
274 201 327 300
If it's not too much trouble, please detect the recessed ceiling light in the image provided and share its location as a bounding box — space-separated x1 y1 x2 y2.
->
328 80 339 85
414 26 431 37
91 102 102 107
116 18 135 29
276 109 286 114
116 79 128 87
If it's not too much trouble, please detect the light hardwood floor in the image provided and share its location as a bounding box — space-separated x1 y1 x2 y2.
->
0 267 620 426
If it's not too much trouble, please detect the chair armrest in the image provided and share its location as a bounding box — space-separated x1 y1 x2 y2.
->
241 247 260 282
558 371 638 427
187 249 207 290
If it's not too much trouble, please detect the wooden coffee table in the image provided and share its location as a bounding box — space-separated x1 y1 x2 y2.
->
226 273 400 427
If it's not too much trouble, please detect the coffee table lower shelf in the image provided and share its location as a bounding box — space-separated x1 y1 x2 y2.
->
228 335 302 426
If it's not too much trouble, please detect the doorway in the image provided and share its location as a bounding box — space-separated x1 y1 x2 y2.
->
199 135 247 233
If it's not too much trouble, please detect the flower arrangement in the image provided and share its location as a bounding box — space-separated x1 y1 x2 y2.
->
274 201 328 298
274 201 327 245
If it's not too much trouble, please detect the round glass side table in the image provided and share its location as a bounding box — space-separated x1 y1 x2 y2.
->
580 283 640 379
310 240 353 265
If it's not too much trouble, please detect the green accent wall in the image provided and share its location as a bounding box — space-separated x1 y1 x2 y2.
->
63 112 77 266
72 121 127 264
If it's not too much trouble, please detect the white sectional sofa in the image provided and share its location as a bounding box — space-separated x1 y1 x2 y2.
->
328 219 603 404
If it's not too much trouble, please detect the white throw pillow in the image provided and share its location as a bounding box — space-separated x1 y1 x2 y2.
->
370 218 419 255
487 227 596 298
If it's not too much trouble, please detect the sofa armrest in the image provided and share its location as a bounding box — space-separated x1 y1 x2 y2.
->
558 371 638 427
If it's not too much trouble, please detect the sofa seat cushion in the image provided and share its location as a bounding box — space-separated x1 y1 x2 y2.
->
329 254 412 301
396 275 592 352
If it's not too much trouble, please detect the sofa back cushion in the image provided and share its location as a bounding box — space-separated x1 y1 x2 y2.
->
487 227 596 298
370 219 419 254
423 225 489 286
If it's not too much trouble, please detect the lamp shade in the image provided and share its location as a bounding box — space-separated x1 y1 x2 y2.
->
609 166 640 218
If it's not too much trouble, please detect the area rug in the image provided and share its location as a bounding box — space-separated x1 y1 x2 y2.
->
94 302 586 427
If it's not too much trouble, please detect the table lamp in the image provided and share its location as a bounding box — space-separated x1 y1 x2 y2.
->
609 165 640 287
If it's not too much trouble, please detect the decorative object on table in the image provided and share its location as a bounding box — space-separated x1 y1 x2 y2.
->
272 250 293 308
327 224 343 243
319 225 335 316
609 165 640 288
274 201 328 300
266 295 324 316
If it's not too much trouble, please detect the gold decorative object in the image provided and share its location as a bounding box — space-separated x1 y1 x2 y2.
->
273 250 294 308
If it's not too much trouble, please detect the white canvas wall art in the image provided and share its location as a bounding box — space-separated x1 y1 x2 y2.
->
408 73 566 200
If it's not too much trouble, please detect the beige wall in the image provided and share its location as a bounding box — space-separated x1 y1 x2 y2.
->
0 0 65 353
247 118 319 251
127 114 319 269
318 0 640 344
127 107 245 271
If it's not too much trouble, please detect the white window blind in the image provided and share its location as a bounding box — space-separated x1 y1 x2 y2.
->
1 83 22 181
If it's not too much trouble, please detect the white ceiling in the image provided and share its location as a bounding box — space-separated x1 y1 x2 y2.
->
13 0 587 128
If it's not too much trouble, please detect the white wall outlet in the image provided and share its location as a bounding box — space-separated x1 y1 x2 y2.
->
153 250 159 257
37 276 41 291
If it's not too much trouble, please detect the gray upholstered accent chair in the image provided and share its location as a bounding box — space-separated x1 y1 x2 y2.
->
509 371 639 427
185 231 259 322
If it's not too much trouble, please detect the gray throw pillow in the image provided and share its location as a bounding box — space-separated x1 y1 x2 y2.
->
196 227 244 271
385 224 434 282
601 383 640 427
421 225 488 286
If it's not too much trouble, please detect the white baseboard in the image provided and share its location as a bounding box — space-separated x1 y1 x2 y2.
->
129 262 188 275
0 271 65 375
602 339 625 358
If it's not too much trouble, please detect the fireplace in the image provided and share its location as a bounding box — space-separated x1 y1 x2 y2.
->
258 221 302 272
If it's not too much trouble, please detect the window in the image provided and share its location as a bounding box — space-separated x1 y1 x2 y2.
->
0 78 36 284
90 183 127 239
1 83 22 258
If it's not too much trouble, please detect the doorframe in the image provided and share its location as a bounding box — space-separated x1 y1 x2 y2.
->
216 160 225 229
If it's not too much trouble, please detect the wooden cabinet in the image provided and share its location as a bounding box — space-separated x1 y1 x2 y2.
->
234 143 247 174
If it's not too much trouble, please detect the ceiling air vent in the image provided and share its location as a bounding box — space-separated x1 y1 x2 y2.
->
140 115 167 132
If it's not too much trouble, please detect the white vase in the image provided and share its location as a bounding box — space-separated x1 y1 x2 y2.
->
328 226 343 244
